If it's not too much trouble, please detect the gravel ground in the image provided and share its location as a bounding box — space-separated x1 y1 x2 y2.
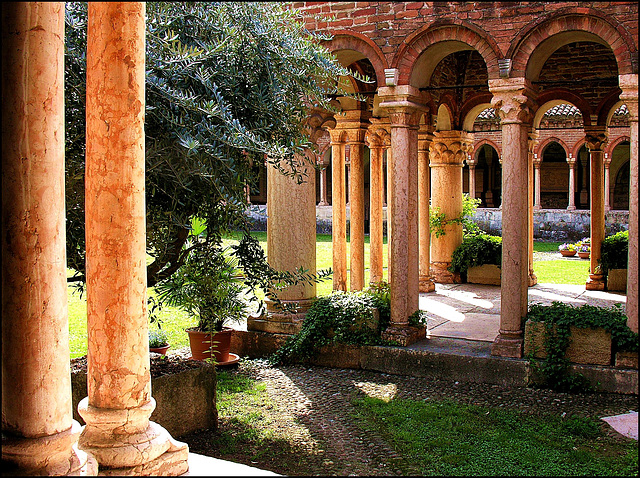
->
181 358 638 476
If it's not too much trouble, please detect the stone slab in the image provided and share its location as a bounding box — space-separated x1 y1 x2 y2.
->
467 264 501 285
428 312 499 342
182 452 279 476
607 268 628 292
601 412 638 440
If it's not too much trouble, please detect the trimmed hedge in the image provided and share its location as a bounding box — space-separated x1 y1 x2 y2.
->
600 230 628 274
448 233 502 274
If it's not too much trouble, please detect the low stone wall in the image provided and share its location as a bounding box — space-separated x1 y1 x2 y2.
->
71 365 217 438
246 205 629 241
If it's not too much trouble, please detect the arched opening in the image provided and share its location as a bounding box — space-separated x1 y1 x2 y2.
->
575 145 590 210
540 142 568 209
463 143 501 208
612 159 630 210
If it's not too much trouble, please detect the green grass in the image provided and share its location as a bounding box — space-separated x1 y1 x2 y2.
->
351 395 638 476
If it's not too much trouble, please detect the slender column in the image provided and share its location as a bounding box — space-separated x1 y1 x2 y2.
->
567 156 576 210
429 131 472 283
533 157 542 209
528 133 539 286
467 159 477 201
418 129 436 292
345 161 351 206
489 78 536 358
604 155 611 212
368 130 385 284
620 75 638 333
1 3 97 475
79 4 188 474
584 128 607 291
248 155 316 333
329 129 347 291
378 85 426 346
318 165 329 206
348 131 367 291
385 138 393 280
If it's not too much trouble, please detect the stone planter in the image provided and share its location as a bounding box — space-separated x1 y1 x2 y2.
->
466 264 501 285
524 320 612 365
607 268 627 292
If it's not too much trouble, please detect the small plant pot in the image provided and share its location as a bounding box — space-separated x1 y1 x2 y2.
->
187 327 232 362
560 250 576 257
149 345 170 355
577 251 590 259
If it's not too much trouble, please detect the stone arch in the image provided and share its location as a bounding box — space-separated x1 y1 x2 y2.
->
533 92 591 128
571 138 588 160
508 7 637 80
537 137 570 159
435 102 454 131
606 135 631 158
461 93 494 131
321 31 388 88
473 139 501 160
392 22 502 86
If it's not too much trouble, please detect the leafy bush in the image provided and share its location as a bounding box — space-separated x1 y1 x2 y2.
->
271 283 392 365
525 301 637 392
430 194 482 238
448 233 502 274
600 230 628 274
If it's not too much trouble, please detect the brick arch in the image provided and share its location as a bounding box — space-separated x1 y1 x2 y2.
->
570 139 588 160
473 139 501 161
508 7 638 80
536 137 570 160
460 92 494 131
533 90 593 128
321 31 388 88
606 135 631 158
391 21 502 85
598 90 625 127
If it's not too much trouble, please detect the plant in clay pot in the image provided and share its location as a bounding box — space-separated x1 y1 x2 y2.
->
558 242 577 257
149 328 170 356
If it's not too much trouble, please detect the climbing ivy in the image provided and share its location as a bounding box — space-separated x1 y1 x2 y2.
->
429 194 482 238
524 302 637 392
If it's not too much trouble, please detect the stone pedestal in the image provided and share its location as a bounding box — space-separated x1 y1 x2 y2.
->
1 3 97 474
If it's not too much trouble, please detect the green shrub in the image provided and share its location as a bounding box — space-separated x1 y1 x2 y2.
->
430 194 482 238
525 301 638 392
448 233 502 274
270 283 392 365
600 230 628 274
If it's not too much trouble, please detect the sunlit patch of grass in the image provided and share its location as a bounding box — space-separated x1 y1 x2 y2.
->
533 259 591 285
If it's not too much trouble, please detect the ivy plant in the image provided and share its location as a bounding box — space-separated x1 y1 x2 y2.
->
429 194 482 238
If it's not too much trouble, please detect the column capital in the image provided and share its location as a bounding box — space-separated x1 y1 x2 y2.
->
488 77 537 124
377 85 427 126
584 127 608 151
566 157 577 166
429 131 473 167
619 74 639 118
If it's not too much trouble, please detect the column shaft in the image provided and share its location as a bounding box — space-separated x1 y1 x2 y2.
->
369 143 385 284
567 158 576 210
528 135 538 286
533 161 542 209
79 3 188 474
1 3 96 474
330 135 347 290
418 135 435 292
348 139 365 290
585 129 607 291
604 158 611 212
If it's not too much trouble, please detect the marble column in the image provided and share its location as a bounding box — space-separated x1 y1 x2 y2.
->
329 129 347 291
368 130 386 285
489 78 536 358
429 131 472 283
248 155 316 334
528 133 539 286
378 86 426 346
533 157 542 209
79 4 188 474
348 130 367 291
318 165 329 206
620 74 638 333
467 158 477 201
1 3 97 475
567 156 577 210
604 155 611 212
584 128 607 291
418 129 436 292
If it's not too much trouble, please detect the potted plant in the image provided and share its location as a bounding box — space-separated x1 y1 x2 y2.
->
576 240 590 259
149 328 170 355
448 232 502 284
155 239 249 363
558 242 577 257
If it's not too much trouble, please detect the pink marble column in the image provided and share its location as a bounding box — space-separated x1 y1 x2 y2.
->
619 75 638 333
79 3 188 474
603 155 611 212
528 133 539 287
429 131 472 283
378 86 426 346
489 78 536 358
533 157 542 209
367 130 386 285
567 156 577 210
329 129 347 291
318 165 329 206
584 129 607 291
418 130 436 292
1 3 97 474
467 159 477 201
348 131 367 291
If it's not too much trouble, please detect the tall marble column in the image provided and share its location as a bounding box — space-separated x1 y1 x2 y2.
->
367 128 386 285
1 3 97 474
567 156 577 210
467 158 477 201
329 129 347 291
318 165 329 206
347 130 367 291
620 74 638 333
378 86 426 346
429 131 472 283
533 157 542 209
78 4 188 474
418 128 436 292
604 154 611 212
489 78 536 358
528 133 539 286
584 128 607 291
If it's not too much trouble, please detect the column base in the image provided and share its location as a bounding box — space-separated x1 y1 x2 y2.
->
586 277 606 291
2 421 98 476
419 274 436 292
491 332 524 358
381 324 426 347
528 270 537 287
77 398 188 476
566 205 576 211
247 298 312 334
430 262 461 284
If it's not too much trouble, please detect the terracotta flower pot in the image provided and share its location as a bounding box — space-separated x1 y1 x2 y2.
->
560 250 576 257
187 327 232 362
149 345 170 355
578 251 590 259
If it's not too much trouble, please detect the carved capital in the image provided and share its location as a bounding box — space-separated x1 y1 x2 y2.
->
429 131 473 166
584 128 608 151
488 78 537 124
